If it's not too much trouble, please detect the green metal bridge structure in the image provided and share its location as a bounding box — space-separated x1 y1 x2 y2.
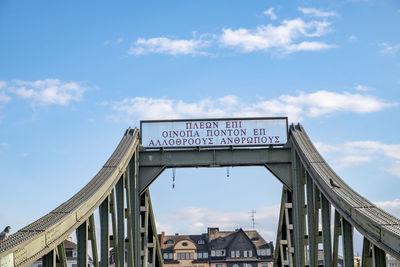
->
0 123 400 267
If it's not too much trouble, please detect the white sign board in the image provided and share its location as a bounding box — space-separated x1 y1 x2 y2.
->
141 117 288 148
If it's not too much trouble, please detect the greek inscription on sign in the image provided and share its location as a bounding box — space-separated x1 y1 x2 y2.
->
141 118 288 148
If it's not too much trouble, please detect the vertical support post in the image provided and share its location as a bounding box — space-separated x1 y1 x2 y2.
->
361 237 372 267
116 175 126 267
56 242 67 267
332 210 341 267
43 249 56 267
143 192 150 267
130 146 141 267
274 187 287 266
306 174 317 267
77 220 88 267
100 196 110 267
373 245 386 267
342 218 354 267
321 194 332 267
125 167 134 267
110 189 120 267
89 214 99 267
292 152 305 267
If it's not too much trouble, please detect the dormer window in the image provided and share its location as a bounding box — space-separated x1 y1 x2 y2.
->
198 239 205 244
165 239 174 245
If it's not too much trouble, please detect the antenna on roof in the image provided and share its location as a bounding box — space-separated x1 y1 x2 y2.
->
249 209 256 229
226 167 230 178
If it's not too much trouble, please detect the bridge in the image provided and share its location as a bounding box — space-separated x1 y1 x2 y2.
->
0 120 399 267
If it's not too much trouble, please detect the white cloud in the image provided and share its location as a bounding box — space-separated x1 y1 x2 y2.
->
105 90 395 123
220 18 336 54
298 7 338 17
263 8 277 20
316 140 400 177
9 79 88 105
349 34 357 42
156 205 280 240
375 198 400 218
0 81 7 89
355 84 372 91
116 37 124 44
379 42 400 55
129 34 214 56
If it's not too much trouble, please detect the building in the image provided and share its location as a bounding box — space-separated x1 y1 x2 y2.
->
30 237 92 267
387 254 400 267
159 228 274 267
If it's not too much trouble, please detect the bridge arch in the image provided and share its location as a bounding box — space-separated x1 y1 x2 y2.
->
0 122 399 267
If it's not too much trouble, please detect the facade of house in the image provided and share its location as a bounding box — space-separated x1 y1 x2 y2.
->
159 228 274 267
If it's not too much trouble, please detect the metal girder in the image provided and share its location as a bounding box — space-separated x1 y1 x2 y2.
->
306 174 318 267
56 242 67 267
274 187 294 267
43 249 55 267
125 166 134 267
110 189 120 267
139 147 292 194
77 221 88 267
99 197 109 267
131 146 142 267
361 237 386 267
116 175 126 267
88 214 99 267
321 194 332 267
333 210 341 267
342 218 354 267
292 152 305 267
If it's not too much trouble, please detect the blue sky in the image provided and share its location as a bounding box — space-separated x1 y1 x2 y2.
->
1 0 400 255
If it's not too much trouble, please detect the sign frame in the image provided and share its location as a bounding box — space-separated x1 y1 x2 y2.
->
140 117 288 149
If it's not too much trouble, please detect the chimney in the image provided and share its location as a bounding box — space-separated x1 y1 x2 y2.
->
161 232 165 249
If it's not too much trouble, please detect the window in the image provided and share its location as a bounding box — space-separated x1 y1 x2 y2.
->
257 249 261 256
203 252 208 258
266 249 271 256
243 264 252 267
198 252 203 259
182 242 188 246
261 264 269 267
216 264 223 267
66 251 73 258
233 264 239 267
177 253 181 260
169 253 173 259
163 253 168 259
186 252 190 259
260 249 267 256
190 253 194 259
211 250 216 256
231 251 235 257
72 265 77 267
248 250 252 257
236 250 240 257
166 239 174 244
244 250 247 257
198 239 205 244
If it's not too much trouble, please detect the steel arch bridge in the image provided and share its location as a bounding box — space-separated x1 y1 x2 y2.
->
0 123 399 267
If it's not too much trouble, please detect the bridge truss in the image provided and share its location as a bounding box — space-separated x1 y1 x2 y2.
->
0 124 399 267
